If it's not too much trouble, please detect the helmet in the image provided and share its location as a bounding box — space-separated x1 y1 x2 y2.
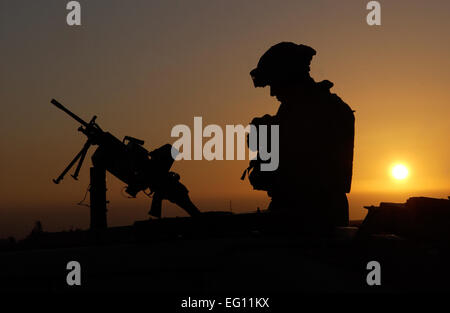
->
250 42 316 87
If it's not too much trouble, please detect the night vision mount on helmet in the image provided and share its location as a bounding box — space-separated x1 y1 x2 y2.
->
250 42 316 88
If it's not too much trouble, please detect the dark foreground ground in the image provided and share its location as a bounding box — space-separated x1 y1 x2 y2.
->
1 212 450 295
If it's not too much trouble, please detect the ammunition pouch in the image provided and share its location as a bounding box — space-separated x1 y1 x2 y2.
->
241 158 275 192
241 114 277 192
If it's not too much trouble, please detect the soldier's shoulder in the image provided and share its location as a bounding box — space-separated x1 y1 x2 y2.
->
316 80 354 115
331 93 353 115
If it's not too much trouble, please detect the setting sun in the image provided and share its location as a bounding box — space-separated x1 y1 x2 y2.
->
392 164 409 180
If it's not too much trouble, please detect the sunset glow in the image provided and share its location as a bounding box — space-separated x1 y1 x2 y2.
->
1 1 450 239
392 164 409 180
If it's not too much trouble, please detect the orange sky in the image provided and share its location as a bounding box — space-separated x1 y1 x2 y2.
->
1 0 449 238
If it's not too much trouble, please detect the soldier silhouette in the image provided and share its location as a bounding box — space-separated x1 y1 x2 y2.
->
244 42 354 229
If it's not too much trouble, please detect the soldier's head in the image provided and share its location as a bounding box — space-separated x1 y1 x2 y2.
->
250 42 316 101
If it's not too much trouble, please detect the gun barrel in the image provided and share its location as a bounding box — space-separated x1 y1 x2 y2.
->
51 99 89 127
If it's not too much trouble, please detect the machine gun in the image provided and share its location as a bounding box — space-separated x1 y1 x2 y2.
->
51 99 200 229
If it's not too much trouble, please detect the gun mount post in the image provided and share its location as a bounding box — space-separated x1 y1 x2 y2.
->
90 166 107 230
